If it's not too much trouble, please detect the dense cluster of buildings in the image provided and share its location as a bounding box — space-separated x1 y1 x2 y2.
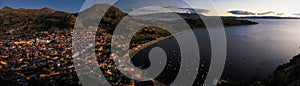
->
0 28 164 85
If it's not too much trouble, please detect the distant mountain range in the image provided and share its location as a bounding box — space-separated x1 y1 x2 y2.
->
127 12 300 20
222 16 300 19
0 4 260 34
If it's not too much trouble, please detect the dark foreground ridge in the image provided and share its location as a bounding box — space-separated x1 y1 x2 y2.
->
265 54 300 86
0 4 257 86
219 54 300 86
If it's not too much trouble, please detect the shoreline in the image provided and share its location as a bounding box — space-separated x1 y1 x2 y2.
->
128 23 259 57
129 30 190 57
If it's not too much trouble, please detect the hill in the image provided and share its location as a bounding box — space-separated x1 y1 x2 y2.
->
0 4 258 36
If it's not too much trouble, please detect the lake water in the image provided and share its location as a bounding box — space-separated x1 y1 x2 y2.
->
132 19 300 83
222 19 300 80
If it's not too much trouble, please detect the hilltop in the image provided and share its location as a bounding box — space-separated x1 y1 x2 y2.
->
0 7 75 29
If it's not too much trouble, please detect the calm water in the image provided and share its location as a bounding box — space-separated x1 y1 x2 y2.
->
222 19 300 80
132 19 300 83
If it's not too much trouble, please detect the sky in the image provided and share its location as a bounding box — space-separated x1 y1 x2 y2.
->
211 0 299 17
0 0 299 17
0 0 85 13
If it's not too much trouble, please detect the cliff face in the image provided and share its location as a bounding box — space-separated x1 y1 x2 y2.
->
266 54 300 86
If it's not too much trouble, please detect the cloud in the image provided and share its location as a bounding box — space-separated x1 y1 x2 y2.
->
293 13 300 16
228 10 256 15
165 6 210 14
192 8 210 14
228 10 285 16
258 11 275 15
276 13 284 15
128 6 210 16
128 7 173 16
